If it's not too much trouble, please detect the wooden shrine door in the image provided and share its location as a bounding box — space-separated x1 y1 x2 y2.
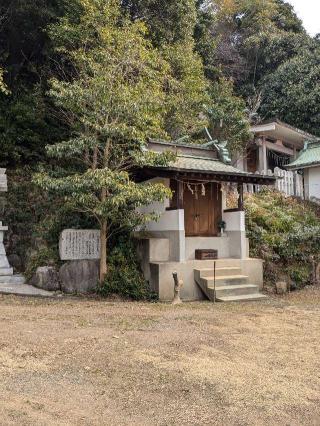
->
183 182 221 236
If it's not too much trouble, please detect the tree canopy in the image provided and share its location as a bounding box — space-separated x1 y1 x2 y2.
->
0 0 319 158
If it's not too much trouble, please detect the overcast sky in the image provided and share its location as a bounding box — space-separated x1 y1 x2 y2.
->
287 0 320 36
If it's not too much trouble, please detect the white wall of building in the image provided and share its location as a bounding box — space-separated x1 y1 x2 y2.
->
185 237 230 260
222 211 246 232
304 166 320 200
137 177 185 232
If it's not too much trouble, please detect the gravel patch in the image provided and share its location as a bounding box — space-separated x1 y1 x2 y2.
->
0 288 320 425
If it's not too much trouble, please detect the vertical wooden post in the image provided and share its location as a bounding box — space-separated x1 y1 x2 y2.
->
177 180 184 209
293 146 297 159
237 183 244 211
262 136 267 174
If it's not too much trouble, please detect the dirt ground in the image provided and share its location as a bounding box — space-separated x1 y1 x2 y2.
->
0 288 320 426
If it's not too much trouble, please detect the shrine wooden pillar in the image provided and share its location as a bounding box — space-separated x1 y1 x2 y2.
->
169 179 184 209
237 183 244 211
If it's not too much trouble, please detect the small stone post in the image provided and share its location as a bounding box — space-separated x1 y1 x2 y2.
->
172 271 183 305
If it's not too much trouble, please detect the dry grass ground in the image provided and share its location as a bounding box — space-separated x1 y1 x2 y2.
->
0 288 320 425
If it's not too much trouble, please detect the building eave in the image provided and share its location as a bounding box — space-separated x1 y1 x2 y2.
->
139 165 276 185
286 161 320 171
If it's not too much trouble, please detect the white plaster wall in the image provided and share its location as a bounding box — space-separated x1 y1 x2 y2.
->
149 238 170 262
185 237 230 260
305 166 320 200
222 211 245 232
137 177 185 232
142 209 185 232
137 177 170 215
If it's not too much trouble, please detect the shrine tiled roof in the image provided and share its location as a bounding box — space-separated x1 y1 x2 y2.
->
171 155 247 175
150 154 276 185
144 140 276 184
287 141 320 169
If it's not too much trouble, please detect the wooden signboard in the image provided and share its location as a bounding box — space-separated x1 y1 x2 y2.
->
195 249 218 260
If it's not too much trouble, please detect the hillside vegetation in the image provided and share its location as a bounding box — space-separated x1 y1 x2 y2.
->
246 190 320 290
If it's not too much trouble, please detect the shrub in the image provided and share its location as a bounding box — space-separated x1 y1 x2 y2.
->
24 247 59 281
245 189 320 290
100 236 154 300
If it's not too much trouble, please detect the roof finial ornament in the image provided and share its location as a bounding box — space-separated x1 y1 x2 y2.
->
204 127 232 165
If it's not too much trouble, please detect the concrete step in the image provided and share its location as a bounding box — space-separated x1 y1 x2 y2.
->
214 284 259 297
0 267 13 276
0 274 25 284
207 259 242 268
0 282 55 297
194 266 267 303
195 267 242 278
203 275 248 286
216 293 268 302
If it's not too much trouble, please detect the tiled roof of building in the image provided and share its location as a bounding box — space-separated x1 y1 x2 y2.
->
146 139 276 184
256 119 318 141
287 142 320 169
171 155 246 174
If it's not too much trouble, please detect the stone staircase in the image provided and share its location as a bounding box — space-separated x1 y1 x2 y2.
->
194 263 267 302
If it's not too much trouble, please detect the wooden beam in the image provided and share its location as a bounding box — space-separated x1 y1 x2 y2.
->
138 167 276 185
265 140 294 156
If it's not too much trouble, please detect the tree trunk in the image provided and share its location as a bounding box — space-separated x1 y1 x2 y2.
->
99 141 110 284
99 219 107 284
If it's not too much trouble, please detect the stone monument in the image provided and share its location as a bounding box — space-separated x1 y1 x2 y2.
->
58 229 100 293
59 229 100 260
0 169 24 284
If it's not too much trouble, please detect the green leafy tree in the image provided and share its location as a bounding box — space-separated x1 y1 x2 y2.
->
0 0 75 166
122 0 208 139
34 0 174 282
260 47 320 136
162 41 208 139
121 0 197 45
206 78 251 153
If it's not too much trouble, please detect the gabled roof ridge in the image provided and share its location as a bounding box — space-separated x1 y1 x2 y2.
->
149 138 212 151
176 153 219 161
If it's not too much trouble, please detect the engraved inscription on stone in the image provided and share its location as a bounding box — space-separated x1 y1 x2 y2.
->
59 229 100 260
0 169 7 192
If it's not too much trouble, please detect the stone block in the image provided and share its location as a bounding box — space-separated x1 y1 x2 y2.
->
59 259 99 294
149 238 170 262
59 229 100 260
30 266 60 291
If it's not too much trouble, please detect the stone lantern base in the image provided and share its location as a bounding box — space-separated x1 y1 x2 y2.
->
0 221 24 284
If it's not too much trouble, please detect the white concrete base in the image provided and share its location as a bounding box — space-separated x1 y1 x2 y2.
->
149 258 264 301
